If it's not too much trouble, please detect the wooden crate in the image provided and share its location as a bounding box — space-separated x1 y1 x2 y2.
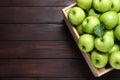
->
62 3 113 77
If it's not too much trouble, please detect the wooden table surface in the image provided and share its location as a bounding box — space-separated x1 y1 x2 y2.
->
0 0 120 80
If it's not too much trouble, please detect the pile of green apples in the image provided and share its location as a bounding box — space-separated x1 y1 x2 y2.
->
68 0 120 69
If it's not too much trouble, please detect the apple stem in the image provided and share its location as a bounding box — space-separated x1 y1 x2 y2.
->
72 11 76 15
100 37 104 42
111 4 114 8
116 61 120 65
82 45 86 50
95 59 99 64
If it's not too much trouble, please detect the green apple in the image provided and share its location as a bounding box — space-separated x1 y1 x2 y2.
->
82 16 100 34
95 31 114 52
105 30 114 40
77 34 94 52
76 0 92 10
110 0 120 12
68 7 86 25
91 50 108 68
109 43 119 54
100 11 118 29
109 51 120 69
114 25 120 40
76 24 83 35
118 12 120 24
87 8 101 18
93 0 112 12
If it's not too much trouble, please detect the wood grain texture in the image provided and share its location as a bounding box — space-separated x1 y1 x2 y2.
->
0 78 91 80
0 0 118 79
0 24 72 40
0 59 119 79
0 59 91 77
0 78 117 80
0 0 75 7
0 41 81 59
1 78 119 80
0 7 63 24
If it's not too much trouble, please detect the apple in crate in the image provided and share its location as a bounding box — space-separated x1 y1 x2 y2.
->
95 30 114 52
105 30 114 40
82 16 100 34
93 0 112 12
76 0 92 10
100 11 118 29
77 34 94 52
76 24 84 35
91 50 108 68
109 51 120 70
88 8 101 18
114 25 120 40
118 13 120 24
109 43 120 54
110 0 120 12
68 7 86 25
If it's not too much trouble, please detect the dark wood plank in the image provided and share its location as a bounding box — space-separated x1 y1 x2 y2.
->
0 59 92 77
1 78 120 80
0 24 72 40
0 0 75 7
0 41 80 59
0 7 63 24
0 78 117 80
0 59 118 79
0 78 90 80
